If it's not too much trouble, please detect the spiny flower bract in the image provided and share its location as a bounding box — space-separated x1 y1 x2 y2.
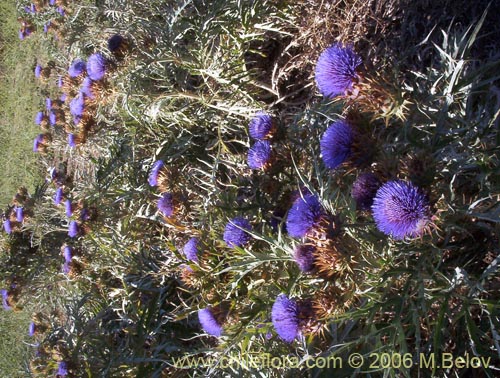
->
271 294 299 343
286 193 324 238
320 120 354 170
198 307 223 336
247 140 272 170
248 112 273 140
371 180 431 240
223 217 251 248
315 43 362 98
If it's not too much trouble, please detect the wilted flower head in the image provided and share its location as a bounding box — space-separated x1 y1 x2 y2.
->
108 34 125 52
34 65 42 78
87 53 107 81
3 220 12 234
286 193 325 238
29 322 36 336
293 244 316 273
157 192 174 217
320 120 354 170
148 160 164 186
247 140 272 170
15 207 24 223
68 221 79 238
315 43 362 98
65 200 72 217
54 187 64 205
183 237 200 262
57 361 68 376
372 180 431 240
198 307 223 337
248 112 274 140
35 111 44 125
223 217 251 248
63 246 72 263
68 59 86 77
69 94 85 116
271 294 299 342
351 172 382 211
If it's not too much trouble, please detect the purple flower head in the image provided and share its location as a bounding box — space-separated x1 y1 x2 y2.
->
34 65 42 78
80 208 90 221
15 207 24 223
108 34 124 52
320 120 354 170
25 28 32 36
247 140 272 170
293 244 315 273
19 30 25 40
33 134 44 152
49 112 57 126
54 187 64 205
248 112 273 140
50 0 56 5
223 217 251 248
35 111 44 125
58 75 63 88
68 221 79 238
271 294 299 343
60 93 67 102
43 23 50 34
157 192 174 217
286 193 325 238
80 77 95 99
69 94 85 116
29 322 36 336
3 220 12 234
73 115 82 125
148 160 164 186
68 59 86 77
198 308 223 337
1 289 11 310
351 173 381 211
57 361 68 376
65 200 73 217
45 98 52 111
24 6 30 13
87 53 107 81
62 262 71 275
30 4 36 13
63 246 72 263
372 180 431 240
57 6 65 16
183 237 200 263
315 43 362 98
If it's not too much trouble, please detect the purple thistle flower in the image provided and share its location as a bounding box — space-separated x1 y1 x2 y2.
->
247 140 272 170
248 112 273 140
198 308 223 337
68 59 86 77
320 120 354 170
3 220 12 234
29 322 36 337
182 237 200 263
65 200 72 217
80 77 95 99
73 115 82 125
57 6 65 16
87 53 107 81
46 98 52 111
24 6 30 13
69 94 85 116
30 3 36 13
148 160 164 186
15 207 24 223
68 221 79 238
315 43 362 98
63 246 72 263
57 361 68 376
108 34 124 52
157 192 174 217
293 244 315 273
49 0 56 5
223 217 251 248
271 294 299 343
34 65 42 78
80 208 90 221
49 112 57 126
60 93 67 102
1 289 11 310
43 23 50 34
25 28 32 36
58 75 63 88
33 135 43 152
286 193 325 238
351 172 381 211
19 30 25 40
371 180 431 240
35 111 44 125
54 187 64 205
62 262 71 275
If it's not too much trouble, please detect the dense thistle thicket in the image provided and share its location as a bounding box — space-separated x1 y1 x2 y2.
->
1 0 499 377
